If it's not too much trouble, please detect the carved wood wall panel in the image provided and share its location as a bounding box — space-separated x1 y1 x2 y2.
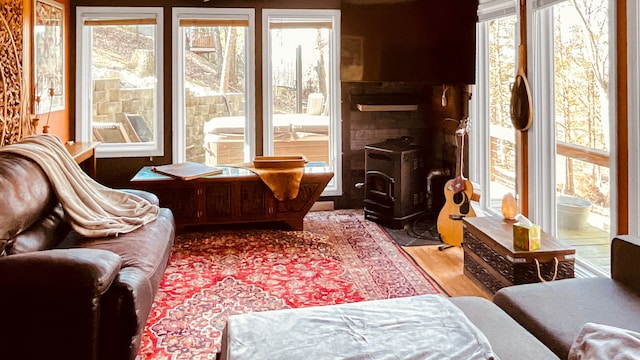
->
0 0 32 146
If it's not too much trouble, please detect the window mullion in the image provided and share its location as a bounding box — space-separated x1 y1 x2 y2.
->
470 22 491 212
528 6 556 232
171 9 185 163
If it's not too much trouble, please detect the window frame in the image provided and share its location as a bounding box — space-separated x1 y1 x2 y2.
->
628 0 640 236
470 21 495 214
527 3 557 231
171 7 256 164
261 9 342 197
475 0 618 276
528 0 618 238
471 2 518 216
474 0 618 237
76 7 164 158
529 0 617 278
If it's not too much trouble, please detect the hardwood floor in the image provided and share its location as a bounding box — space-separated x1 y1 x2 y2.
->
402 244 492 300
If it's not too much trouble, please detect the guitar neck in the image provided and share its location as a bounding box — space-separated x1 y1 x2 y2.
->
454 121 468 179
454 143 462 178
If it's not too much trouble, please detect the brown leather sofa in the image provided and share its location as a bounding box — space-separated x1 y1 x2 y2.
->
0 152 175 360
494 235 640 359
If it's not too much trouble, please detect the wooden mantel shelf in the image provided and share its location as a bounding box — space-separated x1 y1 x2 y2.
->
356 104 419 112
351 93 421 112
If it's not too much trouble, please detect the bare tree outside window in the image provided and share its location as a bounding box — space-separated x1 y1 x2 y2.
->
551 0 611 275
487 15 517 212
554 0 610 226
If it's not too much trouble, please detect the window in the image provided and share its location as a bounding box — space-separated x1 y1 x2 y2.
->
172 8 255 165
474 0 615 276
530 0 614 276
263 9 342 196
472 6 518 215
76 7 163 157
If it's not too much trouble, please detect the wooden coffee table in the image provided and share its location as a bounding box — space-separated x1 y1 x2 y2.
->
130 166 333 232
462 216 576 294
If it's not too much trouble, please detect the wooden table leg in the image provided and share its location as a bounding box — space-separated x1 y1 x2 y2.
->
283 218 304 231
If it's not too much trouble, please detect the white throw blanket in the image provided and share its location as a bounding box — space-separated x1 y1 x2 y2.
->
568 323 640 360
0 134 159 237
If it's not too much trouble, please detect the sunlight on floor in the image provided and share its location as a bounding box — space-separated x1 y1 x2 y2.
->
402 245 492 300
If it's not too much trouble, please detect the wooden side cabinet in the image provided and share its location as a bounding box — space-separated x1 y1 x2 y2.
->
130 166 333 231
462 216 576 294
65 141 99 178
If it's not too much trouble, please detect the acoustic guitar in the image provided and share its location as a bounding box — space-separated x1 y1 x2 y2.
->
437 119 476 247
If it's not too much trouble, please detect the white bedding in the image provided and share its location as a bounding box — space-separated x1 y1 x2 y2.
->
223 294 498 360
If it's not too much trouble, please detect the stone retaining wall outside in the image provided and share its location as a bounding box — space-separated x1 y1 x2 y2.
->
92 77 243 163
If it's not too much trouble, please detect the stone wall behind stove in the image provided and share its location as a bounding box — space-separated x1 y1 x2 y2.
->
335 81 471 209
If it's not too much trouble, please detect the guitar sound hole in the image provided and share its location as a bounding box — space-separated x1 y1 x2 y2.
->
460 197 470 215
453 192 470 215
453 192 463 205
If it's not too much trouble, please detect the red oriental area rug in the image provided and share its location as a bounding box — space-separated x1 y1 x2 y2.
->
138 209 442 359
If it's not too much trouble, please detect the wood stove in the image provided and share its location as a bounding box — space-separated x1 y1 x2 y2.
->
363 138 426 229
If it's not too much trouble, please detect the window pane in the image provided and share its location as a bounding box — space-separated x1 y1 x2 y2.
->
181 23 249 165
552 0 610 275
487 15 517 213
90 23 157 144
268 24 331 165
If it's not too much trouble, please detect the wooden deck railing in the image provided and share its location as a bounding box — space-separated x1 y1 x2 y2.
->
556 141 609 167
488 135 610 190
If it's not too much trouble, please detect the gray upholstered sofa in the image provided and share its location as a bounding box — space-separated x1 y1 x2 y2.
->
493 235 640 359
221 235 640 359
0 150 175 360
451 296 559 359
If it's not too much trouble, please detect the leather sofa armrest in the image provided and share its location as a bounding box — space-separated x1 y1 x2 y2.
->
611 235 640 291
0 248 122 296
